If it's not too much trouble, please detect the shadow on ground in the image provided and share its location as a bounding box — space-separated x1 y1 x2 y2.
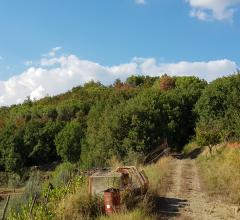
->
154 196 188 219
187 147 202 159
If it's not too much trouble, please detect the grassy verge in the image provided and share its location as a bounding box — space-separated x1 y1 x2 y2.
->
7 157 173 220
143 156 172 194
197 144 240 205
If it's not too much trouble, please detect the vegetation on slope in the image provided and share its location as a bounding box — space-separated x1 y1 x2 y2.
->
195 74 240 146
0 75 207 172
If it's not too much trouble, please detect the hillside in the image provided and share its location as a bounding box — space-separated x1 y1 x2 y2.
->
0 74 208 172
0 73 240 219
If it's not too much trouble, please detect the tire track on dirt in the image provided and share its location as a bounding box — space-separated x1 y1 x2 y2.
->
158 158 239 220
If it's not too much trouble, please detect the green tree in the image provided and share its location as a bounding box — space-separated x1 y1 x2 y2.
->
55 121 84 162
195 74 240 145
0 124 24 171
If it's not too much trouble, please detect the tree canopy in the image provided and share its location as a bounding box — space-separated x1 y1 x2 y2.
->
2 73 239 172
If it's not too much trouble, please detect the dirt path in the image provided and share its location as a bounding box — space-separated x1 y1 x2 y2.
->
157 158 240 220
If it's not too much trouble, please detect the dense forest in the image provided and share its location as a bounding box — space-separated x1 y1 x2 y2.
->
0 74 239 172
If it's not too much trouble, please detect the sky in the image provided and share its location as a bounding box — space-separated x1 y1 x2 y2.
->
0 0 240 106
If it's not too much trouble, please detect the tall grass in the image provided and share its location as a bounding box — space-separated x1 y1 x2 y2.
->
143 156 172 194
198 145 240 204
98 209 154 220
7 157 173 220
55 179 103 220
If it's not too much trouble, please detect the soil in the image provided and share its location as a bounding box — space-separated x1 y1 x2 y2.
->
157 157 240 220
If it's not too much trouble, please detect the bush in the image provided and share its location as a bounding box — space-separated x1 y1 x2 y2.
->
195 74 240 145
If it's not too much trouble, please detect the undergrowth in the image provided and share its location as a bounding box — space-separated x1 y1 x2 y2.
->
7 157 173 220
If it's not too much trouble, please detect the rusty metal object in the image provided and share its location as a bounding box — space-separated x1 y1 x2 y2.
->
115 166 149 193
89 166 148 195
104 188 120 215
89 171 121 195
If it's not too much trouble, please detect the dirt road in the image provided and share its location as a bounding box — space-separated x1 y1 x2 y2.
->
157 158 240 220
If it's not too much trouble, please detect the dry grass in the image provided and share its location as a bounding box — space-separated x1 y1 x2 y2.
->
55 180 103 220
143 156 173 194
198 145 240 204
7 157 173 220
98 209 154 220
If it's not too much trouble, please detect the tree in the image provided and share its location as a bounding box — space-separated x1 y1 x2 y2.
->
195 74 240 145
159 75 176 91
0 124 24 171
55 121 84 163
126 75 145 87
23 120 64 165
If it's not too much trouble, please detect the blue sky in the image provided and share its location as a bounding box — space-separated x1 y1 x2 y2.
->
0 0 240 105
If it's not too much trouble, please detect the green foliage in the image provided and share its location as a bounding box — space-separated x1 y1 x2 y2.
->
8 173 21 190
55 121 84 162
126 75 145 87
0 75 208 171
0 124 24 171
195 74 240 145
51 162 75 187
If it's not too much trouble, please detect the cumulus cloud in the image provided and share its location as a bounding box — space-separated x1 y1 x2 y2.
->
186 0 240 21
0 49 238 106
135 0 146 5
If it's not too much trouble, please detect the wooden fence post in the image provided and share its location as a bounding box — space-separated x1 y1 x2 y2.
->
30 194 37 214
1 195 10 220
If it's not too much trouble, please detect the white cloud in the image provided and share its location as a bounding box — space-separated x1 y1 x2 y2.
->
0 52 238 106
138 58 237 81
43 46 62 58
135 0 146 5
186 0 240 21
24 60 33 66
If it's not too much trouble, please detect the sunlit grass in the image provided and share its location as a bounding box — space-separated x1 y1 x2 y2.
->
198 145 240 204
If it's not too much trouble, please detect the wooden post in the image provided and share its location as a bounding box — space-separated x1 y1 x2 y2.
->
30 194 37 214
2 195 10 220
208 144 213 155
